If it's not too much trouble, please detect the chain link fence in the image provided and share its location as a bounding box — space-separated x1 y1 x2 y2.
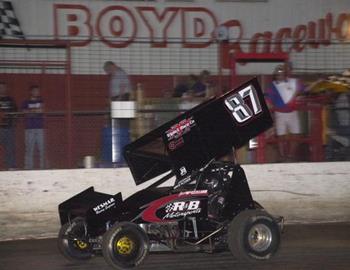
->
0 38 349 169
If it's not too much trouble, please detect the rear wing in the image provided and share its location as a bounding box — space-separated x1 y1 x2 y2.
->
124 78 272 185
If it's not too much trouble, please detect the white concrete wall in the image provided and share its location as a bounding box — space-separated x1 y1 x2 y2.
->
0 162 349 241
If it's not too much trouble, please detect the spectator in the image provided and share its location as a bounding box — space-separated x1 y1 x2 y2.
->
192 70 211 97
103 61 132 165
265 63 305 161
187 74 198 94
179 89 200 112
0 82 17 169
103 61 132 101
22 85 45 169
173 76 189 98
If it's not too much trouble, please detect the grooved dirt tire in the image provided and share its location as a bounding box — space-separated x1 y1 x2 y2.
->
228 209 280 262
102 222 149 270
57 217 92 261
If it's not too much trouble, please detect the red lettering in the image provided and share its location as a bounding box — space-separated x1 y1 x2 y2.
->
53 4 92 46
109 16 124 36
52 4 349 68
96 6 136 48
307 22 319 49
181 8 218 48
249 32 273 53
194 18 205 37
317 18 327 45
137 7 179 48
322 13 333 46
335 13 350 41
292 25 307 52
274 28 292 53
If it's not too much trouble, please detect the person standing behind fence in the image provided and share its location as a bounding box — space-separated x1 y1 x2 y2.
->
103 61 132 165
265 63 304 162
192 70 211 97
103 61 131 101
0 82 17 169
22 85 45 169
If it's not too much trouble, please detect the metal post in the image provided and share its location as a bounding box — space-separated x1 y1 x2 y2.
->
217 41 223 92
65 42 73 168
256 134 266 163
42 64 48 169
230 53 237 89
111 118 117 163
311 105 324 162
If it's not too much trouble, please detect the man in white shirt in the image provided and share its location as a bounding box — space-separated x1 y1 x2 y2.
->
103 61 132 165
266 63 304 161
103 61 131 101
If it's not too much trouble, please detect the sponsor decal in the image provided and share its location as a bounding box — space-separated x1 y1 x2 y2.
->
93 197 116 214
142 194 179 222
173 175 192 189
142 191 207 222
168 137 184 151
166 117 196 142
163 200 201 219
179 190 208 196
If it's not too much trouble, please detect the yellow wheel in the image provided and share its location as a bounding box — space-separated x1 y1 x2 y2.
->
76 240 89 250
102 222 149 269
115 236 134 255
58 218 92 261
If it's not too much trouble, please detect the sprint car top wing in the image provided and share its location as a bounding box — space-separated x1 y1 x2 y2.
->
124 78 273 185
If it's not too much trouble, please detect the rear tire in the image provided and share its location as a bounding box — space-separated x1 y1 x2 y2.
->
102 222 149 270
57 217 92 261
228 209 280 262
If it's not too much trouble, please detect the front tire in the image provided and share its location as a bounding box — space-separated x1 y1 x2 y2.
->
57 217 92 261
102 222 149 270
228 209 280 262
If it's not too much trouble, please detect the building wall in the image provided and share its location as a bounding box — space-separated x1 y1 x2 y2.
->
4 0 350 75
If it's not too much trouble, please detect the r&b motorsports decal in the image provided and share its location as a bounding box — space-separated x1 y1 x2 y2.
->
163 200 201 219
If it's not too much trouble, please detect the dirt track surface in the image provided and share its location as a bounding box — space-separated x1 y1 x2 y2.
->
0 223 349 270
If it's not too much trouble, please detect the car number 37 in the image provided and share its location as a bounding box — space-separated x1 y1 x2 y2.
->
224 85 263 124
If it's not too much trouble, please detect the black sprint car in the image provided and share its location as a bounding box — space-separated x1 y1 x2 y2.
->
57 78 283 269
